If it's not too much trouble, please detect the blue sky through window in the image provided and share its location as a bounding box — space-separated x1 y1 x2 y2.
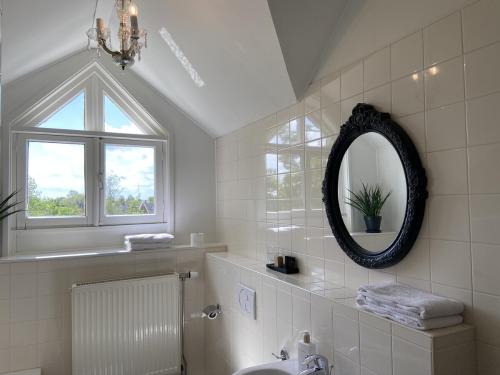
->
38 91 85 130
104 95 144 134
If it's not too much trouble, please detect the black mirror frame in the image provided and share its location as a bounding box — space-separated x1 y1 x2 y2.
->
322 103 428 269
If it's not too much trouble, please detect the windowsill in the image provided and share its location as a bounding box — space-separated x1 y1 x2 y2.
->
0 242 227 264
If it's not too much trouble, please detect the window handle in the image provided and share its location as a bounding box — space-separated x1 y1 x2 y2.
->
98 173 104 190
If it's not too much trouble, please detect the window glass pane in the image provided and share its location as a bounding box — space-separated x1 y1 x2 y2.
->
104 144 155 216
38 91 85 131
27 141 86 217
104 95 144 135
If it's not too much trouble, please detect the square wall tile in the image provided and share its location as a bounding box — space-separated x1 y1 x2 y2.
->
470 194 500 245
292 288 311 337
465 42 500 99
392 337 432 375
333 312 360 363
423 12 462 67
424 56 464 110
363 83 391 113
345 261 369 290
360 324 392 375
426 101 466 152
473 291 500 347
430 239 472 289
428 195 470 242
469 143 500 194
305 111 322 142
427 148 468 195
341 61 363 99
472 242 500 296
304 82 321 114
391 31 423 80
311 294 334 363
392 73 424 117
308 256 325 281
291 225 307 254
364 47 390 90
369 270 396 285
341 95 363 123
323 227 344 262
289 117 305 146
305 140 322 171
10 321 38 347
396 237 430 281
290 146 305 172
397 112 426 154
463 0 500 52
11 276 38 306
321 102 341 137
478 342 500 375
10 344 39 372
307 227 324 258
321 72 341 106
467 91 500 146
334 352 361 375
325 259 345 286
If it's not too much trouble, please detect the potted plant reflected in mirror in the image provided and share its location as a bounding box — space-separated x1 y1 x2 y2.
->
345 184 391 233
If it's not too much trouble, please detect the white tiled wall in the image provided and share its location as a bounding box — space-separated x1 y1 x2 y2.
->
205 253 475 375
0 246 224 374
215 1 500 373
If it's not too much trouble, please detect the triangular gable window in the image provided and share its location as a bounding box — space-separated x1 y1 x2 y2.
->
13 62 164 137
38 91 85 131
104 95 144 135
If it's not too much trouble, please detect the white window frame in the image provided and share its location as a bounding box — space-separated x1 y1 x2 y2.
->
6 62 173 255
15 133 96 229
99 138 165 225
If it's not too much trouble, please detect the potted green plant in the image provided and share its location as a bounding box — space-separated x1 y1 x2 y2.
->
345 183 391 233
0 190 23 222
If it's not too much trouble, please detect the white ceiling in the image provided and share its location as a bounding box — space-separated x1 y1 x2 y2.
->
2 0 346 137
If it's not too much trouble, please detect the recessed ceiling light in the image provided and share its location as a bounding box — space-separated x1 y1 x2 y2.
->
159 27 206 88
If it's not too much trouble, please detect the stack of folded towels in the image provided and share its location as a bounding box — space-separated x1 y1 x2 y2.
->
356 283 464 330
124 233 174 251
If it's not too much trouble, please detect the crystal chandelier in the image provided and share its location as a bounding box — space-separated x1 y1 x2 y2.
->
87 0 147 70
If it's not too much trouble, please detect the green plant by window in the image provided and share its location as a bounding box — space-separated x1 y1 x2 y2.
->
345 183 391 217
0 190 23 222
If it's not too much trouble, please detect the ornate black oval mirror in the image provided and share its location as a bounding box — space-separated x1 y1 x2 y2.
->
322 104 427 268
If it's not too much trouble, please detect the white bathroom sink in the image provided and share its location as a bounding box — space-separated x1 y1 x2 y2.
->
233 359 298 375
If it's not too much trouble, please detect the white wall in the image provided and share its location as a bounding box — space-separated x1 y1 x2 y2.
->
315 0 477 79
216 0 500 373
1 50 217 246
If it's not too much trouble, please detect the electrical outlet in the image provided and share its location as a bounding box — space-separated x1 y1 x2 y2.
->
237 283 256 319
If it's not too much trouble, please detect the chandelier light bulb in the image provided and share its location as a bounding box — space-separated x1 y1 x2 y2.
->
129 3 139 17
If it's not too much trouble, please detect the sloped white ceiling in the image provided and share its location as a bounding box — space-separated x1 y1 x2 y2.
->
1 0 346 137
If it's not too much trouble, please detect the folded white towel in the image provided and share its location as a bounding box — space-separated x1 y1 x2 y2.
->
356 295 463 330
124 233 174 245
357 283 464 320
125 241 172 251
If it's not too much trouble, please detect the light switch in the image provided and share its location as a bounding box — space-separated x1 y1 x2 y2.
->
237 283 256 320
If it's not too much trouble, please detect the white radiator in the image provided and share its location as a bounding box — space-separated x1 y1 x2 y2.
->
72 274 182 375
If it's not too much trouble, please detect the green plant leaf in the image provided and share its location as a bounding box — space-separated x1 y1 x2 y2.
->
345 183 391 217
0 190 24 222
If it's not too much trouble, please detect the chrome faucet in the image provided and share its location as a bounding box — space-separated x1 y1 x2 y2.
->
298 354 331 375
272 348 290 361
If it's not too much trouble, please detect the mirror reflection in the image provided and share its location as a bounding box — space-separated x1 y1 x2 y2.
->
338 132 407 253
